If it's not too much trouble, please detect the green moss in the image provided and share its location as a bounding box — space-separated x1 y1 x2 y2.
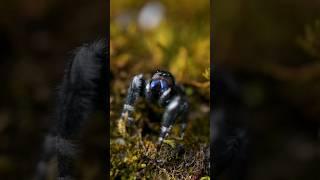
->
110 128 209 179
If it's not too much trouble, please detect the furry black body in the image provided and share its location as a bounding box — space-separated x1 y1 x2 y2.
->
34 40 107 180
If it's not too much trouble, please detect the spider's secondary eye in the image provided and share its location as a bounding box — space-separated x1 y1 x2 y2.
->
160 80 169 92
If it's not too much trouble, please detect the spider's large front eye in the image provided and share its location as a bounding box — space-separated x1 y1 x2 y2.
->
150 79 161 92
150 79 169 93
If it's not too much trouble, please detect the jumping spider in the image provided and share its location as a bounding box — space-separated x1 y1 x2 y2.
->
120 70 189 147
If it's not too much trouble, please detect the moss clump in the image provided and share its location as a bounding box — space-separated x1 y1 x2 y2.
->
110 123 209 179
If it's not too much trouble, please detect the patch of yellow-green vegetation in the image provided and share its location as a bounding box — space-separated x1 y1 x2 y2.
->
297 20 320 59
110 120 209 179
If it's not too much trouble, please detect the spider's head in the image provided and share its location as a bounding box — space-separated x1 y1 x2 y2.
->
149 70 175 98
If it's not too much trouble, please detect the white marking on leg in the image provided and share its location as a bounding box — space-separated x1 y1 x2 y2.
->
180 132 185 139
123 104 135 112
158 137 163 142
167 97 180 111
160 88 171 98
181 123 186 130
132 74 143 88
146 81 150 91
161 126 168 133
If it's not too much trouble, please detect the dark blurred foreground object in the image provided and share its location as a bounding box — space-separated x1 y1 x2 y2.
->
212 70 249 180
34 39 107 180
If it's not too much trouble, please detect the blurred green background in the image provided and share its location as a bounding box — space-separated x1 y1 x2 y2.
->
110 0 210 80
0 0 106 179
214 1 319 180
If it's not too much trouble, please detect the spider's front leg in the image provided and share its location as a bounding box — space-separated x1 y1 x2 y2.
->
157 96 188 147
120 74 145 125
178 100 189 139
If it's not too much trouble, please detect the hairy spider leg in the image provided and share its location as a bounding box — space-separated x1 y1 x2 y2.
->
121 74 145 124
157 96 188 145
178 100 189 139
